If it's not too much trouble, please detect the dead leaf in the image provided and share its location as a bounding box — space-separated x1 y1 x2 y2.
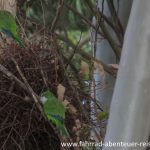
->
94 61 105 81
108 64 119 70
75 119 81 129
68 103 77 115
79 61 89 78
63 99 77 115
57 84 66 101
63 99 70 108
72 126 77 132
94 61 106 89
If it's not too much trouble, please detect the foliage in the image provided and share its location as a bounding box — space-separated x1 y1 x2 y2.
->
97 111 109 120
24 0 94 30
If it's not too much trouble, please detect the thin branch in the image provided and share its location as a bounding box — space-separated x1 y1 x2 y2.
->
65 3 121 60
0 64 31 95
78 33 90 49
106 0 124 43
62 55 85 88
65 3 103 36
79 0 122 58
12 59 43 113
100 22 121 59
57 34 117 77
85 0 120 39
66 32 82 68
50 0 65 32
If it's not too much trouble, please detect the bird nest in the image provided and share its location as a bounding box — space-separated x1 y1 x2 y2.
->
0 43 85 150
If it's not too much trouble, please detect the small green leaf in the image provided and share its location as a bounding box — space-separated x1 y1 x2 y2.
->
83 74 90 80
97 111 109 120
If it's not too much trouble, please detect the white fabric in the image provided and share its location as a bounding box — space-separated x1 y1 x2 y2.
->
103 1 150 149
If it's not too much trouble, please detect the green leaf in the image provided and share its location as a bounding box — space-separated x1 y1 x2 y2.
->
97 111 109 120
83 74 90 80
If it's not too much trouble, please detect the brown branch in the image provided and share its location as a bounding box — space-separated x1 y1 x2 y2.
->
78 33 90 48
57 34 117 77
50 0 65 32
65 3 103 36
85 0 122 43
106 0 124 43
12 59 43 113
62 55 84 87
65 3 121 60
66 32 82 68
0 62 44 115
79 50 117 77
0 64 31 94
100 22 121 59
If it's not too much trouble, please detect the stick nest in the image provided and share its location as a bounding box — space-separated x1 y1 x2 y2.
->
0 43 82 150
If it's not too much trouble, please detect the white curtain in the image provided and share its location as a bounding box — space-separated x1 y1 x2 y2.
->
103 1 150 149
